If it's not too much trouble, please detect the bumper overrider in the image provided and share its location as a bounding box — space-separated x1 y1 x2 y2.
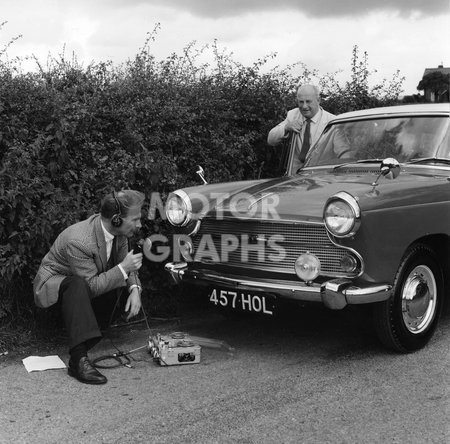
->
165 262 392 310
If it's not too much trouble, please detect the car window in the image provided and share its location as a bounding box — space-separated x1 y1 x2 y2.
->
438 121 450 159
306 116 450 167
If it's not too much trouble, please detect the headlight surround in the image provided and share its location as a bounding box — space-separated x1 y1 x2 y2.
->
177 236 194 261
324 192 360 238
166 190 192 226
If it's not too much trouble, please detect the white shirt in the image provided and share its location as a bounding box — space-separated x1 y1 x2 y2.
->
101 221 115 261
268 107 335 148
267 107 336 172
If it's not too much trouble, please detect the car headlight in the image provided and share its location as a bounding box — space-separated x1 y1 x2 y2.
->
324 192 360 237
166 190 192 226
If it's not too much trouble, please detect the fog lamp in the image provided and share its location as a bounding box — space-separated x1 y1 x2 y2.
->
340 254 358 273
295 253 321 282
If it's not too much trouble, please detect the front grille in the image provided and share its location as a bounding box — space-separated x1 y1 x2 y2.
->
191 218 359 277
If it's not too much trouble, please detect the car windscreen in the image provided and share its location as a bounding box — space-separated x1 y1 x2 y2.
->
306 115 449 167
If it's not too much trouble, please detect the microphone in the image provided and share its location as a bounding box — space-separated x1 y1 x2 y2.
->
133 238 144 254
132 237 152 259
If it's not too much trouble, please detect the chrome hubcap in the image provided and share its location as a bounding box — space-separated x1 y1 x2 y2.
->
401 265 437 334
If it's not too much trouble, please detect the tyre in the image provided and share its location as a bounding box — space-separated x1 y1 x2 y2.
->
373 244 444 353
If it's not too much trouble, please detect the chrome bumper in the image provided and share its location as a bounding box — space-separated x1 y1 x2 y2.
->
165 262 392 310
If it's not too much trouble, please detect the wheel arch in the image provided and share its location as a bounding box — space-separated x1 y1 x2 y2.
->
373 237 447 352
407 234 449 310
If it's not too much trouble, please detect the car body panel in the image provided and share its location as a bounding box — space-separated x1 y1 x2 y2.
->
164 104 450 312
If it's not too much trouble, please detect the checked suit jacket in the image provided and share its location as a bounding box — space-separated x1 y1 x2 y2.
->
33 214 141 308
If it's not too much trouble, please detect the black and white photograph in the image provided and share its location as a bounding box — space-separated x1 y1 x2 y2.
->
0 1 449 442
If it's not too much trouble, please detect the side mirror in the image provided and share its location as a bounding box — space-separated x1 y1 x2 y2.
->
196 165 207 184
370 158 401 194
380 158 401 179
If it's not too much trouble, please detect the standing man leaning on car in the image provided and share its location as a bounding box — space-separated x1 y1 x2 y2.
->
268 84 335 172
33 190 145 385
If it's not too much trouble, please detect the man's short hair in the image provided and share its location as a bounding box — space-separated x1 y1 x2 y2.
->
101 190 145 218
296 84 320 98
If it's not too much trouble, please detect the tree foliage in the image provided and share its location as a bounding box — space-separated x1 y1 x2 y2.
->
417 71 450 101
0 22 405 322
320 46 405 113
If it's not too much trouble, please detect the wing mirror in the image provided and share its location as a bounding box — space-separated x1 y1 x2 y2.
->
380 158 401 179
370 158 400 193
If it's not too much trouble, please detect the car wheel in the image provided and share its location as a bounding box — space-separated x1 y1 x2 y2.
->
373 244 443 353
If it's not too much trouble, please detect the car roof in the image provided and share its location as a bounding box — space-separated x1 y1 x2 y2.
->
333 103 450 122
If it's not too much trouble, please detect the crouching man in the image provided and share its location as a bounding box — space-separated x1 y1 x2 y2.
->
33 190 145 384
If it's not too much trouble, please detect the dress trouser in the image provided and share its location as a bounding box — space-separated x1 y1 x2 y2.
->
58 276 122 350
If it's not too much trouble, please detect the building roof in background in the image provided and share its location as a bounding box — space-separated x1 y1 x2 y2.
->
423 65 450 77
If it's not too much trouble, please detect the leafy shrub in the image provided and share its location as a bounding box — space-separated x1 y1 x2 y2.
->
0 22 405 325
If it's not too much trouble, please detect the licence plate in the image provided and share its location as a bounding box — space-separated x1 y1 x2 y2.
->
209 288 274 315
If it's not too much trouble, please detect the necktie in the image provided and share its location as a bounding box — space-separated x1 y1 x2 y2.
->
299 118 311 162
107 237 117 270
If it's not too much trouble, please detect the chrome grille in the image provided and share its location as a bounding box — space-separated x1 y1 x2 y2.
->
192 218 358 277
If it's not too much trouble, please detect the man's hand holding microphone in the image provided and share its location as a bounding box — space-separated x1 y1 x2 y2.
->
120 249 143 273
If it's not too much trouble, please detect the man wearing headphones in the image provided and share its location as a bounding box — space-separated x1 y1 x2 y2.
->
33 190 145 385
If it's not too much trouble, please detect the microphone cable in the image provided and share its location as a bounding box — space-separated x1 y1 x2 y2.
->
92 300 155 369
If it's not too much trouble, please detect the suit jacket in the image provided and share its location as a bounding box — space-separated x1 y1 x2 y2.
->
268 107 336 172
33 214 141 308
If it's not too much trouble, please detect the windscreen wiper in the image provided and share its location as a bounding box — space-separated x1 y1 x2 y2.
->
333 159 384 171
407 157 450 165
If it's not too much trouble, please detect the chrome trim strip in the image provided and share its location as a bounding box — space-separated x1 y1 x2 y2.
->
405 164 450 171
208 215 324 225
345 284 391 296
247 192 277 210
329 111 449 124
325 230 364 278
188 220 201 236
188 270 322 294
345 286 392 304
201 262 359 279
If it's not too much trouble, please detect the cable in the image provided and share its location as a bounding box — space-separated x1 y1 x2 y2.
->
92 353 132 369
92 301 154 369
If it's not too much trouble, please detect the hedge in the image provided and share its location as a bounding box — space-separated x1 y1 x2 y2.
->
0 31 405 323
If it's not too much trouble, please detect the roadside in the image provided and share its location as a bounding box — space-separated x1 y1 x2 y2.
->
1 299 449 444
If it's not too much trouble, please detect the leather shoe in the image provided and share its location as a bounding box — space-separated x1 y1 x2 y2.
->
68 357 107 385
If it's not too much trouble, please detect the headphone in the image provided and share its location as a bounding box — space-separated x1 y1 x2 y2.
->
111 191 123 227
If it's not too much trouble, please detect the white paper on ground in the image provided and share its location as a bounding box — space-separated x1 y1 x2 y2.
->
22 355 67 372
